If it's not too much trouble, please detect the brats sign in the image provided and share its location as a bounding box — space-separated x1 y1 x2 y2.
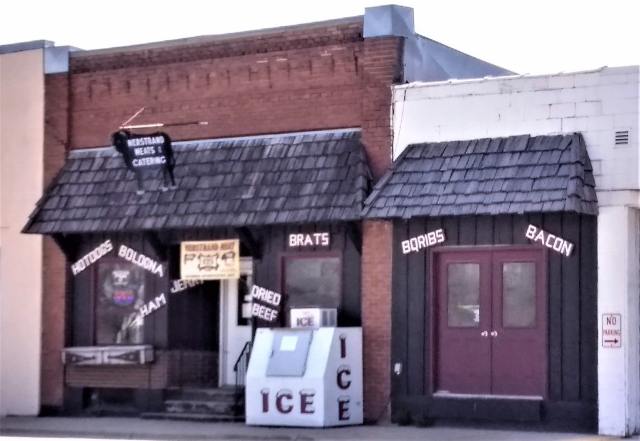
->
288 233 330 248
525 225 574 257
180 239 240 280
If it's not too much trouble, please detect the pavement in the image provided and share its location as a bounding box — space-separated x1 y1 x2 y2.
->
0 416 623 441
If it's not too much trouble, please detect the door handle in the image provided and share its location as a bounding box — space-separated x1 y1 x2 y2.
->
490 331 498 337
480 331 488 337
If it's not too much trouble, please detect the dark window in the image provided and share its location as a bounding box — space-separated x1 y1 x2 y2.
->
95 261 146 345
237 274 253 327
283 256 341 311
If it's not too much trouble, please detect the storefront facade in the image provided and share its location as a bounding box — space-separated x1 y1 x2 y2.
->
369 67 639 434
23 5 512 419
25 130 367 413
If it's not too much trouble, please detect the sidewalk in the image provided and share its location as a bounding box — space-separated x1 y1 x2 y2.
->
0 416 619 441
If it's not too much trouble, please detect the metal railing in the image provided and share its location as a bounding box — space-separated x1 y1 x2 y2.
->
233 341 252 415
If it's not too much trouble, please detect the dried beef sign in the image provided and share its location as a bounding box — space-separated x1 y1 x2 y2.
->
180 239 240 280
525 225 574 257
250 285 282 322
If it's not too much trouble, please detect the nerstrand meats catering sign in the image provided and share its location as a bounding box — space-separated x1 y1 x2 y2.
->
180 239 239 280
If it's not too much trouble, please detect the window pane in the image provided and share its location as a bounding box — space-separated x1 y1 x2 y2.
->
503 262 536 328
96 262 146 345
447 263 480 328
284 257 340 309
237 274 253 327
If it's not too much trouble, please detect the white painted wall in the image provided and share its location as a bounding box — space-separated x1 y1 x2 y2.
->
392 67 640 436
0 48 45 416
393 66 640 205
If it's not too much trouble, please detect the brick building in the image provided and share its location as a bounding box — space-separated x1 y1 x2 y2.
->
22 5 510 422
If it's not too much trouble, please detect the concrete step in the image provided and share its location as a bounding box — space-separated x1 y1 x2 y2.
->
165 386 238 402
141 412 244 422
164 399 240 415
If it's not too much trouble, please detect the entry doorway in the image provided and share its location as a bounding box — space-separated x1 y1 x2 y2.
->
434 248 546 398
219 258 253 386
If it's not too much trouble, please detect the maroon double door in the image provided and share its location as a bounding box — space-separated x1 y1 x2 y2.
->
434 248 546 397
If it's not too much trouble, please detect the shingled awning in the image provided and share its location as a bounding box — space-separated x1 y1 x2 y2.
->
23 130 370 234
363 133 597 219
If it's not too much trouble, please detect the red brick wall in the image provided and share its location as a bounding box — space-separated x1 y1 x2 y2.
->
361 37 402 181
67 21 365 149
360 36 401 421
361 220 394 421
41 73 69 408
42 20 403 418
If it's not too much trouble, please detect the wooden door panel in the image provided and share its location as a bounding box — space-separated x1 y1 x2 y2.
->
435 252 492 394
491 249 546 397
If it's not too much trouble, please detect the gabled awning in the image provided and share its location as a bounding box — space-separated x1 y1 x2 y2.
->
23 130 370 234
363 133 597 219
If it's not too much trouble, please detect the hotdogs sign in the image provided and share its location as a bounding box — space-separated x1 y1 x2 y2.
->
70 241 164 277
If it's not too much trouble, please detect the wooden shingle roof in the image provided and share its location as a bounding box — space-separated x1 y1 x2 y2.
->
24 130 370 234
363 133 597 219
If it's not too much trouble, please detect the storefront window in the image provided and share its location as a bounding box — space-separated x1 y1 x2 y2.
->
95 261 146 345
237 274 253 327
447 263 480 327
502 262 536 327
284 256 341 310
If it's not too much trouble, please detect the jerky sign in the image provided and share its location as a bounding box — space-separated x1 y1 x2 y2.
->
180 239 239 280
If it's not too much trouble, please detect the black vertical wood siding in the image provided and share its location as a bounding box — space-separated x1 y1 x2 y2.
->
391 214 598 430
71 233 169 349
69 222 362 350
253 223 362 327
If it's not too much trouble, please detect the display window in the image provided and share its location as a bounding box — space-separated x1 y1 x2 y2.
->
94 260 147 345
282 255 341 313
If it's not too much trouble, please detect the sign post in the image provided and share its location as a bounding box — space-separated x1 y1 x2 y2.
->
180 239 240 280
602 313 622 348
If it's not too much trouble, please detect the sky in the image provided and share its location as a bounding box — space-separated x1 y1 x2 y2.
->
0 0 638 75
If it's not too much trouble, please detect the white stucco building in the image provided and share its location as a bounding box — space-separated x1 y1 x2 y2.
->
0 40 76 416
391 66 639 436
